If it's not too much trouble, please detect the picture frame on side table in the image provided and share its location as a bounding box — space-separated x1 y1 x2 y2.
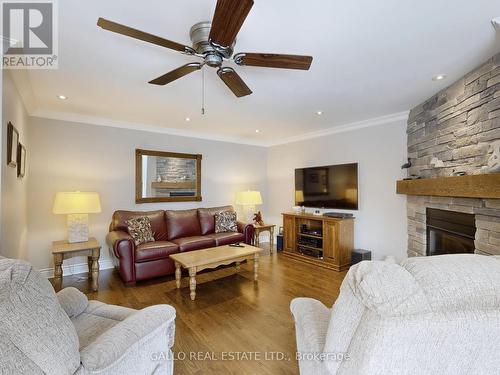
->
7 122 19 167
17 143 26 178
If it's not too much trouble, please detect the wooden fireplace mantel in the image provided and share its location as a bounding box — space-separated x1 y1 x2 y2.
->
396 173 500 199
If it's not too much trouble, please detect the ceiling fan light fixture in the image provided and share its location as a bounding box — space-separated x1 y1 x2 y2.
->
185 117 191 122
57 95 68 100
316 110 323 115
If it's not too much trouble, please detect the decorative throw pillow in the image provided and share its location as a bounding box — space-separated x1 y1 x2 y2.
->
215 211 238 233
126 216 155 246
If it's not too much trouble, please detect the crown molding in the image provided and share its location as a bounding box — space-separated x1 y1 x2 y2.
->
31 109 269 147
31 109 409 148
262 111 410 147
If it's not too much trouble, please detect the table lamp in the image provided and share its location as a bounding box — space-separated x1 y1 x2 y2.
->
53 191 101 243
236 190 262 223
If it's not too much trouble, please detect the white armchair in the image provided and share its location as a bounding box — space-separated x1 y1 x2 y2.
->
0 258 175 375
291 254 500 375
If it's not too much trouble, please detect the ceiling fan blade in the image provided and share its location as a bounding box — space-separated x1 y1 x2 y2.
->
97 18 195 54
149 63 203 85
209 0 254 47
234 53 313 70
217 67 252 97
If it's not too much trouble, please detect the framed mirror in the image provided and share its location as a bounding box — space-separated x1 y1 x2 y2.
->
135 149 202 203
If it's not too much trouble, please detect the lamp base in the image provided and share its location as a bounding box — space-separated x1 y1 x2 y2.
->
67 214 89 243
243 205 256 224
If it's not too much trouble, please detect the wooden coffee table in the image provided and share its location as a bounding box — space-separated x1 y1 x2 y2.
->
169 244 261 301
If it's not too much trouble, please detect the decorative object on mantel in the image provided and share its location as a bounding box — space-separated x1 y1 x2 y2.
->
16 143 26 178
6 122 19 168
292 205 304 214
430 157 444 168
53 191 102 243
136 149 202 203
481 141 500 173
403 175 421 180
396 174 500 199
400 158 412 169
236 190 262 223
252 211 264 226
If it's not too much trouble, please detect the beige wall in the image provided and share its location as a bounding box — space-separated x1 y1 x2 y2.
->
1 72 29 260
27 117 268 271
267 120 408 260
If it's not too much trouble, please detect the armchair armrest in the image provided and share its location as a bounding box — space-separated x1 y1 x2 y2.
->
80 304 176 372
106 230 136 284
57 287 89 318
237 221 255 245
290 297 330 354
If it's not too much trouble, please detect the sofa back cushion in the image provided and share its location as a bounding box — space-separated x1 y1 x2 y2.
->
166 209 201 240
0 258 80 374
112 210 168 241
198 205 234 235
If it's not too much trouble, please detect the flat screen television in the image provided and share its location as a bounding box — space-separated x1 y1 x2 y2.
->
295 163 358 210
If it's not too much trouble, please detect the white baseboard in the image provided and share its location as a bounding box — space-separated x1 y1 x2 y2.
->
38 259 114 278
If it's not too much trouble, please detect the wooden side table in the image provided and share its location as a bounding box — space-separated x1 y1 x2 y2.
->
52 237 101 291
253 224 276 253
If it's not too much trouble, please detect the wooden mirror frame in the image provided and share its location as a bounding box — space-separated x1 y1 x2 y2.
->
135 149 202 203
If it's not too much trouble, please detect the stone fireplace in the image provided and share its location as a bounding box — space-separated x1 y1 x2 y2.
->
405 52 500 257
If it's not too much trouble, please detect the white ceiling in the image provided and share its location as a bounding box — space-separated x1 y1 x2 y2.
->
17 0 500 145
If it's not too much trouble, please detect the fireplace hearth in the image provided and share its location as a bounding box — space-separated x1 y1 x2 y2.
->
426 208 476 256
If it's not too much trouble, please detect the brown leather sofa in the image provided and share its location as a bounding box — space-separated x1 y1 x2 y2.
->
106 205 254 285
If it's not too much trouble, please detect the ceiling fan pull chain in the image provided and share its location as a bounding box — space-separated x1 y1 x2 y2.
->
201 66 206 115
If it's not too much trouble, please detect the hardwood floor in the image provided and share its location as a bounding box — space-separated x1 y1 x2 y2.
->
51 245 347 375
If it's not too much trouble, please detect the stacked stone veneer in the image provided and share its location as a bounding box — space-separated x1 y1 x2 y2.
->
406 53 500 257
156 157 196 182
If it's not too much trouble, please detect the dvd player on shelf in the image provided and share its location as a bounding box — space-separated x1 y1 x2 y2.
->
323 212 354 219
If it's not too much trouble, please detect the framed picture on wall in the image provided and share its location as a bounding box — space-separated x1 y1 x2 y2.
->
7 122 19 168
17 143 26 178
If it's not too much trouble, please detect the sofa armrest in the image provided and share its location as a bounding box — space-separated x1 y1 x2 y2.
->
80 304 176 372
106 230 136 284
106 230 134 258
57 287 89 318
237 221 255 245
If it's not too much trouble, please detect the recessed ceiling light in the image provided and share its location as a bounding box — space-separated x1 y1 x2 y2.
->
255 129 260 133
432 74 447 81
185 117 191 122
57 95 67 100
316 111 323 115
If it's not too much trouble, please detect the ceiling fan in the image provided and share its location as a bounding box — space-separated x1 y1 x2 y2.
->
97 0 313 98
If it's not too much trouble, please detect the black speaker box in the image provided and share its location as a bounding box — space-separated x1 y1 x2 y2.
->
351 249 371 265
276 235 284 251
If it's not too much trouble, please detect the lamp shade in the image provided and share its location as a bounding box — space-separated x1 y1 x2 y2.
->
235 190 263 206
53 192 101 214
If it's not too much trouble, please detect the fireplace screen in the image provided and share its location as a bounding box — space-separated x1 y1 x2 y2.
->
426 208 475 256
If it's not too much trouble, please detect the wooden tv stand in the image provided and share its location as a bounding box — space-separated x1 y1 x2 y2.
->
282 212 354 271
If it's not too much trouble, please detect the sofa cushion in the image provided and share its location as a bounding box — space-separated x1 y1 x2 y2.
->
135 241 179 263
112 210 168 241
198 205 234 235
172 236 216 252
165 209 201 240
215 211 238 233
207 232 245 246
126 217 155 246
